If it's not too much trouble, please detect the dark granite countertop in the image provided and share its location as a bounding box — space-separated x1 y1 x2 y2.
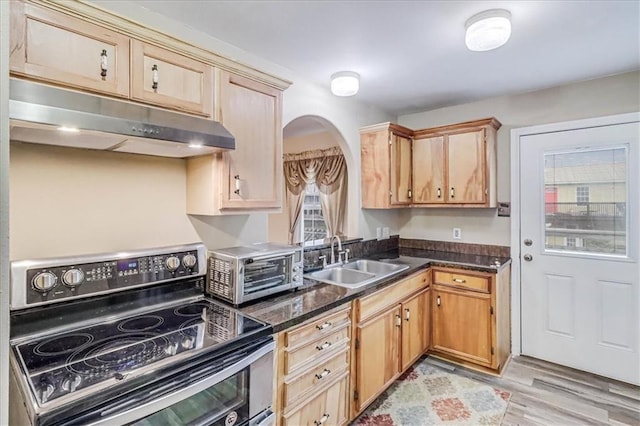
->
239 249 511 333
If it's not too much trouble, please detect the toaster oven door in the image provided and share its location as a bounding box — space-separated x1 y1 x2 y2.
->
241 255 292 298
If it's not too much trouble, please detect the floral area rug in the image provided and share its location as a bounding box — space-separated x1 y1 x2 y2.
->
353 357 511 425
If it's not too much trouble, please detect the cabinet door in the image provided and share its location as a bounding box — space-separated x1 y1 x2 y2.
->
447 130 486 204
283 372 349 426
401 288 430 370
219 71 282 209
10 2 129 97
412 135 445 204
355 305 401 412
130 40 213 117
432 287 492 366
390 133 412 205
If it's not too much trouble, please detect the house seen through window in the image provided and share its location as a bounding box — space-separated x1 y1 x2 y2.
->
302 182 327 243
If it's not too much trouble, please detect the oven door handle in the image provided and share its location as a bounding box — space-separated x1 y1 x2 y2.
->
91 340 275 426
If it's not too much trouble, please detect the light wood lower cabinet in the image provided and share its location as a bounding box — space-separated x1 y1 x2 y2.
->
275 306 351 426
352 270 431 416
430 266 511 372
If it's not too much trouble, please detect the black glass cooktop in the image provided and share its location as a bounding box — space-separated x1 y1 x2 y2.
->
13 297 267 406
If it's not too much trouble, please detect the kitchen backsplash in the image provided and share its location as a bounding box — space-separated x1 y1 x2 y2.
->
303 236 510 270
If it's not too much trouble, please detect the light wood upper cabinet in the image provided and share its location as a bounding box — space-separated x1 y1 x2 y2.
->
10 1 130 97
361 118 501 208
130 40 213 117
412 135 445 204
186 70 283 214
360 123 414 208
218 70 282 210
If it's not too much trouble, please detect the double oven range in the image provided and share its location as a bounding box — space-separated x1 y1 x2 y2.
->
8 243 275 426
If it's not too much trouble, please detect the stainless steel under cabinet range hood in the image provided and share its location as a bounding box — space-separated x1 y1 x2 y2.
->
9 79 235 158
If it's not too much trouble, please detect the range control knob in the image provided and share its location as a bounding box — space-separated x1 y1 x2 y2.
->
32 272 58 293
62 269 84 287
61 374 82 393
165 256 180 272
182 254 197 269
165 342 178 356
37 378 55 403
181 336 195 350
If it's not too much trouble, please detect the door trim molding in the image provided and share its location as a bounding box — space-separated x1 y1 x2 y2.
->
509 112 640 356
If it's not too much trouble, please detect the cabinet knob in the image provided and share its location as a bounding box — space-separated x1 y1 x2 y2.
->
396 314 402 327
315 321 332 331
437 295 441 307
437 187 441 198
405 308 410 321
234 175 241 195
316 341 331 351
315 369 331 380
100 49 108 78
450 187 455 199
452 278 466 284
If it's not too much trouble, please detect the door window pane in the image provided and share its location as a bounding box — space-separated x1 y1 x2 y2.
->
302 182 327 242
544 147 627 256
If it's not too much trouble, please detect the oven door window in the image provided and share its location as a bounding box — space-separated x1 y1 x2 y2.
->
242 256 291 295
131 370 248 426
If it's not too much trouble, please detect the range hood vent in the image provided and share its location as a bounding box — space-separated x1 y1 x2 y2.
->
9 79 235 158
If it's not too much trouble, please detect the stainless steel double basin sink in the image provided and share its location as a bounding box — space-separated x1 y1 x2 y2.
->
304 259 409 289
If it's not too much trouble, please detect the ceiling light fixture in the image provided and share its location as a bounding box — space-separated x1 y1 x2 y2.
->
331 71 359 96
465 9 511 52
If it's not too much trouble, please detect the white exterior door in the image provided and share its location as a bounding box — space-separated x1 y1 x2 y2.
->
519 119 639 385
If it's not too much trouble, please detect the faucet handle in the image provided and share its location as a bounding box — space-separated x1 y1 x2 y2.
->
344 249 350 263
318 255 327 268
338 250 346 264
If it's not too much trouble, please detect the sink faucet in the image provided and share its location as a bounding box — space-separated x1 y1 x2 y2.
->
330 235 342 265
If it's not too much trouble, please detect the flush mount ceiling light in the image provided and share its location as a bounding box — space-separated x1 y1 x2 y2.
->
330 71 360 96
465 9 512 52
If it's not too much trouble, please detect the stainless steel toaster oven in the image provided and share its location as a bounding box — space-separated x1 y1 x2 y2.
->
207 243 304 305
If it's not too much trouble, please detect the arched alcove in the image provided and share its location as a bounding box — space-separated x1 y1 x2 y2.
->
268 115 355 244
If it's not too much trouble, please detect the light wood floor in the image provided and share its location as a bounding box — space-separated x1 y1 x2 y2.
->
424 355 640 425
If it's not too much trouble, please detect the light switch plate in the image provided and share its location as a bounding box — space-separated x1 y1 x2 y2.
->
453 228 462 240
382 227 390 239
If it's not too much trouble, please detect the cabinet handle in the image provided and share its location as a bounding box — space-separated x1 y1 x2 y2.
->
316 321 332 331
152 64 159 90
437 187 441 198
405 308 410 321
450 187 455 199
314 414 330 426
234 175 240 195
396 314 402 327
452 278 466 284
315 369 331 380
100 49 108 78
316 341 331 351
408 189 412 199
437 296 441 307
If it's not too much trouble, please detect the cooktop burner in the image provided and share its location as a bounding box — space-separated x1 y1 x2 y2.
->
13 297 266 406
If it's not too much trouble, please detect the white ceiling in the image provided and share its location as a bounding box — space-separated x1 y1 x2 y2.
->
131 0 639 116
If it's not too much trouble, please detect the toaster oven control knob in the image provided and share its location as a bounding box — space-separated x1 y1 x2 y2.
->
38 379 55 403
61 374 82 393
182 254 197 269
32 272 58 293
293 265 301 273
293 275 301 282
165 256 180 272
62 269 85 287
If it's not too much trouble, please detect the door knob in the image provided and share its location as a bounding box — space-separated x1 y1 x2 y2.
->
523 254 533 261
524 239 533 246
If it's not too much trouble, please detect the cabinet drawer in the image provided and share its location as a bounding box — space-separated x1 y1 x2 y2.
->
283 348 349 407
433 270 489 293
284 325 349 375
285 308 350 350
358 270 429 322
283 371 349 426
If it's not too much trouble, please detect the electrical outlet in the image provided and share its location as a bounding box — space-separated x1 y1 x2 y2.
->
382 227 390 239
453 228 462 240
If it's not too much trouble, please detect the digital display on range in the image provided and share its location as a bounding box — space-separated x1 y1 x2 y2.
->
117 259 138 272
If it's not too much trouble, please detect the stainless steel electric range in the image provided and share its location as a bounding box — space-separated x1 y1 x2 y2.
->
8 243 275 426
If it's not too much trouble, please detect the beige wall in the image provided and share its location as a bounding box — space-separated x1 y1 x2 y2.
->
10 143 201 259
397 71 640 246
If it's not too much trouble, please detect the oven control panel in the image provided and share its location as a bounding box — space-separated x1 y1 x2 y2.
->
11 244 206 309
